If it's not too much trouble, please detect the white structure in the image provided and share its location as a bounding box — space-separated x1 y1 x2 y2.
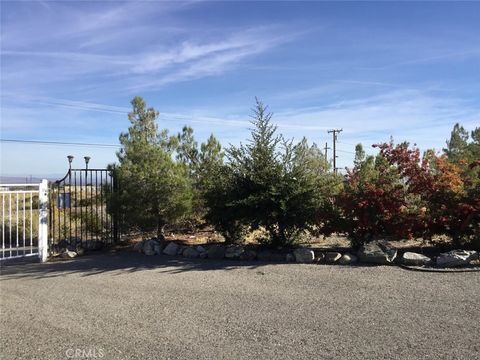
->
0 180 49 262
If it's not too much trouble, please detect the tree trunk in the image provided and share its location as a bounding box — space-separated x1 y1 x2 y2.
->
157 221 166 242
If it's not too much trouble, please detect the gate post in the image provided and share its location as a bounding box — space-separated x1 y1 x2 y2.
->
38 179 49 262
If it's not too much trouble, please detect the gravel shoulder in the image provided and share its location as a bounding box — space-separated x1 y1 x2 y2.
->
1 253 479 360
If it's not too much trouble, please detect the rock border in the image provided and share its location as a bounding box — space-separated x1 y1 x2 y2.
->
50 238 104 259
133 239 480 270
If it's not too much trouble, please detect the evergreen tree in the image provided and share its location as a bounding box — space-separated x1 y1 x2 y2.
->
111 97 192 240
174 127 223 226
205 98 336 246
443 124 480 185
354 143 366 167
444 123 470 163
469 127 480 161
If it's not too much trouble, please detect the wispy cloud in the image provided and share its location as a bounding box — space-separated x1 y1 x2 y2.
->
2 1 296 95
130 29 295 90
3 26 295 95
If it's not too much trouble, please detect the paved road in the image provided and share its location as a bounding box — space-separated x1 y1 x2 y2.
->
1 252 479 360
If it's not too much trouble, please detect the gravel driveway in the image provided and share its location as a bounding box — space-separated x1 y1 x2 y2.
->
1 252 479 360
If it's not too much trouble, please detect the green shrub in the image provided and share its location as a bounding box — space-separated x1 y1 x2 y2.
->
204 99 339 246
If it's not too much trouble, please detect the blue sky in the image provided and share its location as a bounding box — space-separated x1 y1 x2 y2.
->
1 1 479 177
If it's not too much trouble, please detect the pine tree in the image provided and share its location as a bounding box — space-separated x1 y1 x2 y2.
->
205 98 335 246
444 123 470 163
175 126 224 226
354 143 365 167
469 127 480 161
111 97 192 240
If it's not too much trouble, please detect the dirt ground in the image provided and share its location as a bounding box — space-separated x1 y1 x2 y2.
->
122 228 458 253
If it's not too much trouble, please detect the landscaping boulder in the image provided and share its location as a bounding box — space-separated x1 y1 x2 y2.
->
286 253 295 262
50 244 65 257
196 245 207 253
183 247 199 259
339 253 357 265
401 252 432 266
57 239 69 251
70 237 82 244
325 252 342 264
176 245 186 256
293 248 315 263
163 242 180 256
197 245 208 259
436 250 478 268
208 245 226 260
143 240 153 256
75 246 85 256
143 239 160 256
62 250 77 259
144 247 155 256
239 249 257 261
357 241 397 265
225 245 245 259
67 237 82 251
153 242 164 255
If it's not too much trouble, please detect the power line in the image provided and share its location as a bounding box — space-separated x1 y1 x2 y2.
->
0 139 120 148
337 140 358 146
2 139 359 155
336 149 356 155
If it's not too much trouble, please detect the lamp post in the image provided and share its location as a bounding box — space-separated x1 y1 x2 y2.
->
67 155 74 170
66 156 74 236
84 156 91 170
67 155 74 191
84 156 90 185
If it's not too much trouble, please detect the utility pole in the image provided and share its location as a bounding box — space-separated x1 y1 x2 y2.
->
324 142 331 163
327 129 343 174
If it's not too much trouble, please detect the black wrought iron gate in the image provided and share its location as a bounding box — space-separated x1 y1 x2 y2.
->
49 164 119 249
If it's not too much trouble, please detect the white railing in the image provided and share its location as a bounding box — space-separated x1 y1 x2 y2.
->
0 180 48 262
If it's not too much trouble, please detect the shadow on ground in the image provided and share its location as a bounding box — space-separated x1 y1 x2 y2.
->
0 250 274 280
3 245 478 280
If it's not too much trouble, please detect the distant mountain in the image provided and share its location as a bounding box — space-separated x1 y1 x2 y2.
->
0 176 60 184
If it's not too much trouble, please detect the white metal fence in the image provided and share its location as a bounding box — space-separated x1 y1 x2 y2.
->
0 180 48 262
